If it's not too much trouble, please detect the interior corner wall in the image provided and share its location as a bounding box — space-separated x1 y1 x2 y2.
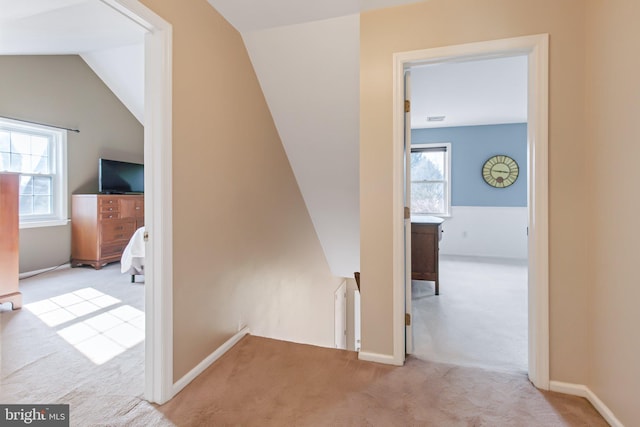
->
140 0 342 382
585 0 640 425
0 55 143 273
360 0 590 383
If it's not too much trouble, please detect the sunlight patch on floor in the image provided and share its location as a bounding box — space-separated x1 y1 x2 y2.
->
24 287 144 365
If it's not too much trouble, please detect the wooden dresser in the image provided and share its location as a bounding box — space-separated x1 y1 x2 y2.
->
0 173 21 309
411 216 444 295
71 194 144 269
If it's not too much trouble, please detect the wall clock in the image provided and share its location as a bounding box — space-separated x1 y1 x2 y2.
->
482 155 519 188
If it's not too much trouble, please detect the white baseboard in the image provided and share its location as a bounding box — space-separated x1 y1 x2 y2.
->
19 263 71 279
549 381 624 427
358 351 402 366
172 327 250 396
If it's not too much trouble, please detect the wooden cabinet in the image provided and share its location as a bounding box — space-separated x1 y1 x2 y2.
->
71 194 144 269
411 216 444 295
0 173 21 309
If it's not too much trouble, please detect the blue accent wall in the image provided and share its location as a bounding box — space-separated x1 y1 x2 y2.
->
412 123 527 207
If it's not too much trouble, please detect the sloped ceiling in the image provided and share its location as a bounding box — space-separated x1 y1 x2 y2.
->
208 0 427 277
243 15 361 278
214 0 526 278
0 0 145 122
206 0 424 32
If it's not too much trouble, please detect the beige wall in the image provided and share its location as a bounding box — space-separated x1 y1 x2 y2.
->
0 55 143 273
140 0 341 381
360 0 589 383
585 1 640 425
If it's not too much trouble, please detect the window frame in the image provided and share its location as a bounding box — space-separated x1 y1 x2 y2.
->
0 117 68 229
410 142 452 217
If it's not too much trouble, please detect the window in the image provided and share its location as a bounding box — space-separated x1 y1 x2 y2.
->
410 143 451 216
0 118 67 228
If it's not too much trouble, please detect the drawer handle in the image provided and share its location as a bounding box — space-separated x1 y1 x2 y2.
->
108 215 113 218
115 234 124 239
108 207 113 211
115 226 123 230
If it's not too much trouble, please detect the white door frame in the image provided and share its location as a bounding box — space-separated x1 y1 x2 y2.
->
391 34 549 389
101 0 174 404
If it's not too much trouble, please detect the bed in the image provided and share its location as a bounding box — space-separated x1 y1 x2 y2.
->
121 226 145 282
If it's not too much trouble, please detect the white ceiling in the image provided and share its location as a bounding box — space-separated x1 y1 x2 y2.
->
206 0 424 32
0 0 144 55
410 55 528 128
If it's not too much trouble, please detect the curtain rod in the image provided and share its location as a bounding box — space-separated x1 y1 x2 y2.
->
0 115 80 133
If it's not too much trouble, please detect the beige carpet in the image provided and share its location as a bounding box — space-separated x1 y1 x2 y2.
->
159 335 606 426
1 265 606 426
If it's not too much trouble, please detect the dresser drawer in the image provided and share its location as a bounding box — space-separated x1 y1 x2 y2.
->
134 199 144 216
101 220 135 243
100 242 128 259
100 204 120 214
100 212 121 220
99 196 121 207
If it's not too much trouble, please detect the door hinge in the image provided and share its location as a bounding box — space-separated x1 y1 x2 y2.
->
405 313 411 326
143 231 149 242
404 206 410 219
404 100 410 113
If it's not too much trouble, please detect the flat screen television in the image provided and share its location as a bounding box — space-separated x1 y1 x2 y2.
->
99 158 144 194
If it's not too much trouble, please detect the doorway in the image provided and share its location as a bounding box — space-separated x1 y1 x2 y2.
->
392 34 549 389
0 0 173 404
407 56 529 372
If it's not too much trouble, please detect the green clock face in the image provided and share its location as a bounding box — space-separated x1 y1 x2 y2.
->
482 155 519 188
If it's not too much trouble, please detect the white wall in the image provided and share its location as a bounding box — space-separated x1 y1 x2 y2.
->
439 206 528 259
242 15 360 278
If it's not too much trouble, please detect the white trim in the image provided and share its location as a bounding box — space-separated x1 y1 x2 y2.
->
392 35 549 388
410 142 452 217
18 263 71 279
0 117 68 226
358 351 403 366
334 280 347 349
550 381 625 427
526 34 550 390
19 218 69 229
173 328 251 395
100 0 174 405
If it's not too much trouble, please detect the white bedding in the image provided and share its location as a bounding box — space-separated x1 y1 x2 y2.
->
121 226 145 276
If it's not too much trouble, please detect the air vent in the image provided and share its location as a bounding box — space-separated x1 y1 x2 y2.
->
426 116 446 122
